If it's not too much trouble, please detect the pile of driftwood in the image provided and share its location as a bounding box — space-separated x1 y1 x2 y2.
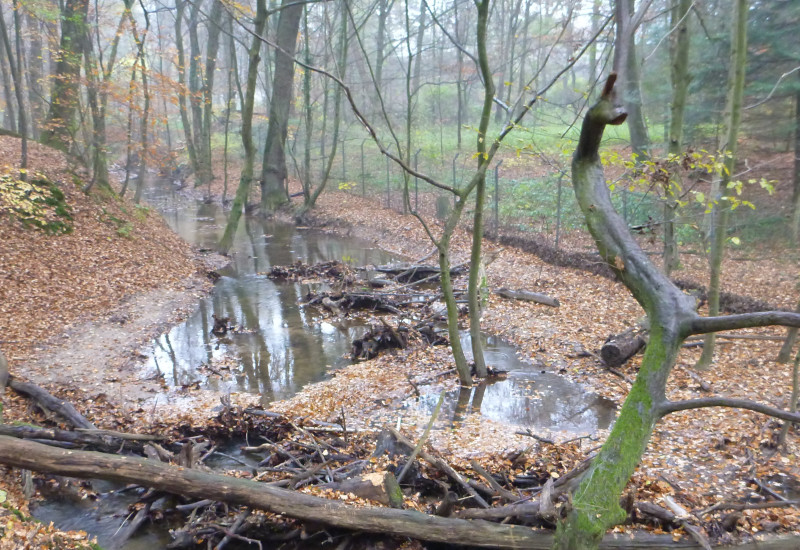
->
264 261 560 364
0 362 798 549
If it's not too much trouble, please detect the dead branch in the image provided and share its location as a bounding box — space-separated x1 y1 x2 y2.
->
658 397 800 423
495 288 560 308
388 428 489 508
7 377 95 429
688 312 800 336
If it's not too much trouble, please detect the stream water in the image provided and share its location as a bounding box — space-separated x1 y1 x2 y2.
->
33 179 616 548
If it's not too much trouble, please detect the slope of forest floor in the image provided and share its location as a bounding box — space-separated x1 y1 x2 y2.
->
0 136 798 548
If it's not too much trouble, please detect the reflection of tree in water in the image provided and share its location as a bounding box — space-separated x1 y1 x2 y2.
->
426 373 616 434
142 180 395 405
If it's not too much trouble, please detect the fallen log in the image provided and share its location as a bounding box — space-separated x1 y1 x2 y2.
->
0 437 796 549
601 328 648 368
0 424 155 453
495 288 560 308
7 377 95 429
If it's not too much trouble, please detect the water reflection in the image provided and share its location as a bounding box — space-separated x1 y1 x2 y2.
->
142 181 393 404
415 334 616 434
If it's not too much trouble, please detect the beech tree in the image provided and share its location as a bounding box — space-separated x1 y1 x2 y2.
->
41 0 88 151
259 0 304 213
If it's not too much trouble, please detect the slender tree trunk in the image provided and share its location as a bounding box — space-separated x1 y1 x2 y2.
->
120 61 138 198
613 0 650 161
455 2 464 150
187 0 203 159
374 0 390 104
174 0 199 177
197 0 224 188
131 0 150 205
411 0 426 98
588 0 601 88
25 12 44 137
663 0 691 276
467 0 494 379
0 0 27 174
81 31 109 191
696 0 748 370
218 0 267 254
301 6 312 203
259 0 303 213
221 13 235 203
0 38 17 131
792 79 800 242
297 0 348 220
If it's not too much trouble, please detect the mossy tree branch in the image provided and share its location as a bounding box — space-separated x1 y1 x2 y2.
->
556 72 800 550
658 397 800 424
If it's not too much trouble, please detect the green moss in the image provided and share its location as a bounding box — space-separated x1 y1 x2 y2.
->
555 333 670 549
0 174 73 234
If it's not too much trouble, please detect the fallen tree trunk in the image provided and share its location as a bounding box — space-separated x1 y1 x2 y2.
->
601 329 648 367
0 424 163 453
2 436 793 549
495 288 560 308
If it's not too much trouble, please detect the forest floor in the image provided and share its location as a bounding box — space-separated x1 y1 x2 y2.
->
0 135 799 548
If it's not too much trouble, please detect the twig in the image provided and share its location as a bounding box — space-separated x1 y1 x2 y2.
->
389 427 489 508
214 508 252 550
469 460 517 502
515 429 555 445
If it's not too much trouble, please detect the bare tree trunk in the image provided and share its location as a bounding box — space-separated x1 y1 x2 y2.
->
131 0 151 205
613 0 650 161
663 0 691 276
297 0 348 219
174 0 200 178
259 0 303 213
0 0 27 174
41 0 87 151
218 0 267 254
374 0 391 105
0 38 17 131
197 0 224 188
24 11 44 137
696 0 748 371
467 0 495 380
792 78 800 242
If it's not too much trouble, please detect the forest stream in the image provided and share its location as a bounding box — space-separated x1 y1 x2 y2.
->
32 179 615 549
